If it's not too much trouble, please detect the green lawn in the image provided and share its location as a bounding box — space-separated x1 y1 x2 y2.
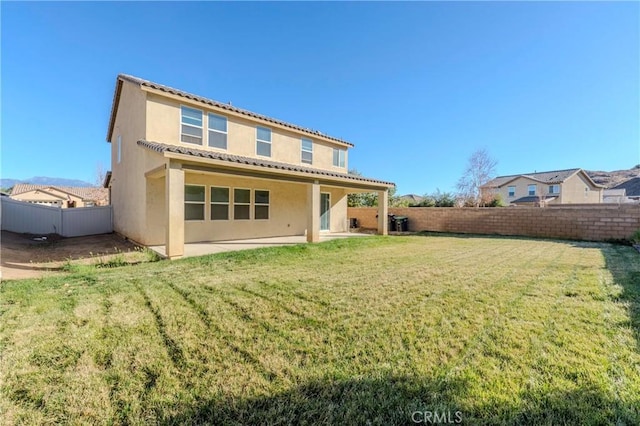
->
1 235 639 425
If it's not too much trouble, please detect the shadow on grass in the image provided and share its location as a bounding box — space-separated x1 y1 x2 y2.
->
601 244 640 351
163 374 638 425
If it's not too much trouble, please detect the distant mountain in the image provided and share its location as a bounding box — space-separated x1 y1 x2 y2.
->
586 167 640 189
0 176 94 190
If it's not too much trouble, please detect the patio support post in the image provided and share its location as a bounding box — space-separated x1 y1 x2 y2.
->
377 189 388 235
307 180 320 243
165 161 185 258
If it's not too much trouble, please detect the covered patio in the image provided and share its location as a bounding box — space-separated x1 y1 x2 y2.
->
149 232 373 259
140 141 393 259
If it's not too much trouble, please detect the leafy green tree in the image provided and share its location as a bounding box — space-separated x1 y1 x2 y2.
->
347 169 398 207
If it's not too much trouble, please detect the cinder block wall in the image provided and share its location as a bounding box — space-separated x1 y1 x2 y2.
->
347 205 640 241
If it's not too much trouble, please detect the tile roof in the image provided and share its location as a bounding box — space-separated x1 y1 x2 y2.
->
137 140 394 187
11 184 109 201
512 195 558 204
111 74 353 147
483 168 602 188
612 176 640 197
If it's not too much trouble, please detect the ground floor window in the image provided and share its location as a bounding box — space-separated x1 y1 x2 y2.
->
234 188 251 220
185 185 205 220
211 187 229 220
254 190 270 220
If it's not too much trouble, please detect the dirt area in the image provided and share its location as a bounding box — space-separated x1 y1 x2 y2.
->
0 231 141 281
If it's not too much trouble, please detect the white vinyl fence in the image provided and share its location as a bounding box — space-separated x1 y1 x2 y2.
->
1 197 113 237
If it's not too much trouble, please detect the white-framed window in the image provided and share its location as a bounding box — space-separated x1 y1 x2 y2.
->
508 186 515 197
301 138 313 164
234 188 251 220
254 190 270 220
333 148 345 167
117 135 122 164
528 184 536 196
181 106 203 145
549 185 560 194
210 187 229 220
585 187 589 197
208 113 227 150
185 185 205 220
256 126 271 157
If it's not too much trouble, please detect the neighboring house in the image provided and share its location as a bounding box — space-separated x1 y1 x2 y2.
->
10 184 109 208
606 177 640 203
106 74 394 258
482 168 604 206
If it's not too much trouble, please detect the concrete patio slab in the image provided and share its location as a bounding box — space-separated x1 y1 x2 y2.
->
149 232 372 258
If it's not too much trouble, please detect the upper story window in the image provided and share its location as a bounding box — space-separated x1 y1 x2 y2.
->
507 186 515 197
301 138 313 164
181 106 203 145
256 127 271 157
549 185 560 194
185 185 205 221
208 113 227 150
528 184 537 196
333 148 346 168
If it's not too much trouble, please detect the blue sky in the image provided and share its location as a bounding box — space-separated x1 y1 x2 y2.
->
1 1 638 195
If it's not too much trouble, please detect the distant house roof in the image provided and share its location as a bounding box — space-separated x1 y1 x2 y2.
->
107 74 354 148
398 194 424 203
11 184 109 202
137 140 394 188
511 195 558 204
611 177 640 197
483 168 603 189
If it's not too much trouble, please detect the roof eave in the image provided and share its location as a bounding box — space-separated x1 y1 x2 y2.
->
161 151 393 190
106 77 125 143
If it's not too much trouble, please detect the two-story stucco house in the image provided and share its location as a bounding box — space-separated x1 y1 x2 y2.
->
482 168 603 206
106 74 393 258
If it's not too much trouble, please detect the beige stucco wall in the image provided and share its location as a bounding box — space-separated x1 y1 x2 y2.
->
561 173 602 204
498 176 545 204
149 172 348 243
110 80 155 244
144 93 348 173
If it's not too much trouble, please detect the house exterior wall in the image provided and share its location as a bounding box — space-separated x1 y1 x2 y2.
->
109 80 152 244
561 173 602 204
495 173 602 205
498 176 545 204
143 172 349 243
144 92 348 173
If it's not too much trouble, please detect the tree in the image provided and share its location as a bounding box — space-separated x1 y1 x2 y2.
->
347 169 398 207
94 162 107 187
456 148 498 207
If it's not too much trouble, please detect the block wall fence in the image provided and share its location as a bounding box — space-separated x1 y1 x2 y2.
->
348 205 640 242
